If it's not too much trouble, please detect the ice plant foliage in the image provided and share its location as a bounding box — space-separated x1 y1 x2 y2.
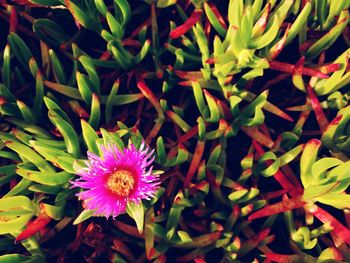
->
1 0 350 262
71 142 159 218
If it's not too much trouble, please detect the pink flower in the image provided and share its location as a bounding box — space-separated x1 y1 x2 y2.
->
71 142 160 218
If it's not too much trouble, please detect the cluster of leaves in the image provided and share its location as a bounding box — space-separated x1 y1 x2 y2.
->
0 0 350 262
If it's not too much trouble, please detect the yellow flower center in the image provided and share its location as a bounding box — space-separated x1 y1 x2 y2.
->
106 169 135 197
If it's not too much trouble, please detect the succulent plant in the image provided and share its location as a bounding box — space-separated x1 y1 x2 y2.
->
0 0 350 262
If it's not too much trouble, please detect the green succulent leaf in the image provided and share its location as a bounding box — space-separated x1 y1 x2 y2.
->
0 196 35 235
126 201 145 234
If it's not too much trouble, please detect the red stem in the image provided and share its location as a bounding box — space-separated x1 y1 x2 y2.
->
184 140 206 187
308 205 350 246
10 6 18 33
269 61 329 79
307 85 329 133
248 196 305 220
170 9 203 39
15 211 51 243
207 3 227 29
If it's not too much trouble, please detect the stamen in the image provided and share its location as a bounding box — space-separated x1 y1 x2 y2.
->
106 169 135 197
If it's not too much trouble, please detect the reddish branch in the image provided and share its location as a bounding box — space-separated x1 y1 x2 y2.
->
170 9 203 39
16 210 51 243
269 61 329 79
